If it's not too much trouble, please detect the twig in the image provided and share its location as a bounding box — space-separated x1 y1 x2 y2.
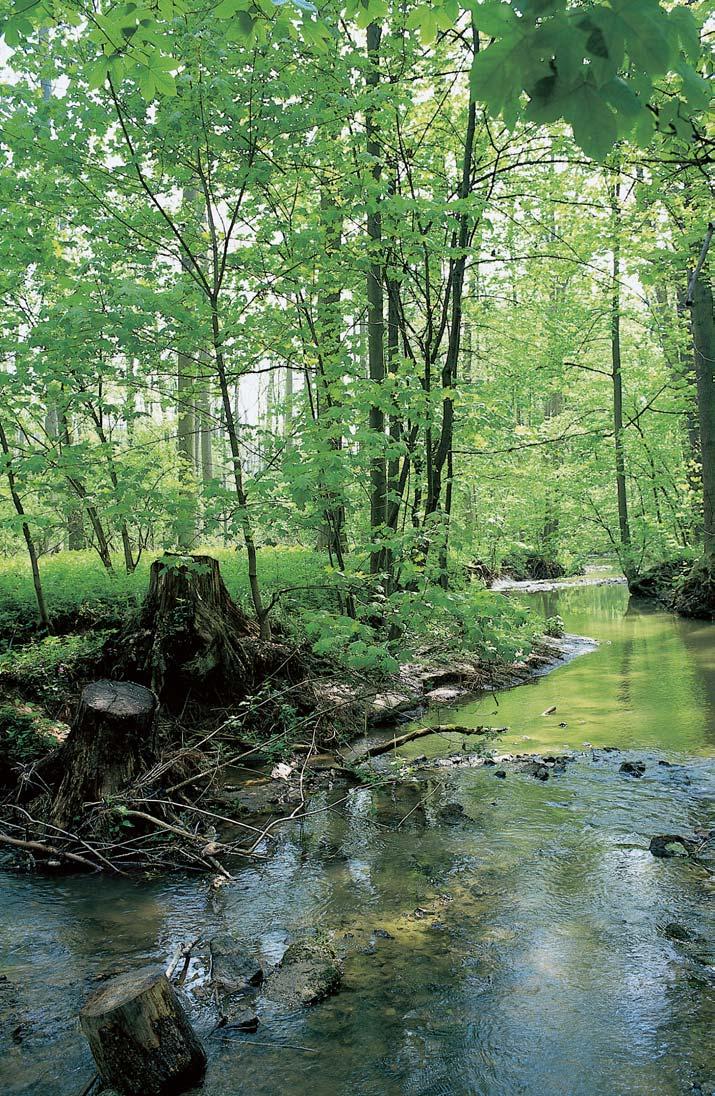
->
235 1039 318 1053
350 724 507 762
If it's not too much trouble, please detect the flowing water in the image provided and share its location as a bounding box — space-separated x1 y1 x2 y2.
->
1 584 714 1096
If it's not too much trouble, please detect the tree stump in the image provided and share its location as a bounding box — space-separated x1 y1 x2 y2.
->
51 680 157 827
112 554 262 708
80 966 206 1096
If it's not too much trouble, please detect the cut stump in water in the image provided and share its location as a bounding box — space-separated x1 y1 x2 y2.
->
80 966 206 1096
51 680 157 828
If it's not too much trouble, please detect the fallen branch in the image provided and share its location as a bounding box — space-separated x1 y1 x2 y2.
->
350 723 508 763
0 830 100 872
122 810 235 879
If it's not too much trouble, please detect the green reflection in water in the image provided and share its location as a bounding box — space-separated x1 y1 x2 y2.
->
404 584 715 757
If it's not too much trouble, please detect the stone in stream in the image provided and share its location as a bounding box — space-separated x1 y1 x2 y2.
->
663 923 694 942
649 835 695 858
436 801 466 825
209 934 264 994
523 761 549 781
80 966 206 1096
619 760 646 777
494 769 507 779
262 940 342 1008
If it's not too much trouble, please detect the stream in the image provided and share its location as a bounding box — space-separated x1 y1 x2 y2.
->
1 583 714 1096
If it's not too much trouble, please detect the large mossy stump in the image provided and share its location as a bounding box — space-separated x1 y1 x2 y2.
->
51 680 157 827
113 554 264 708
80 966 206 1096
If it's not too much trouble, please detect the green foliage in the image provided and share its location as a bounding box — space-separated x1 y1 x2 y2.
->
0 0 710 683
303 609 400 674
543 614 565 638
0 701 59 779
469 0 710 158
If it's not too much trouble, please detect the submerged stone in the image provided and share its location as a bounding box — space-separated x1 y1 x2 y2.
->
436 802 466 825
263 940 342 1008
210 934 264 995
664 923 693 942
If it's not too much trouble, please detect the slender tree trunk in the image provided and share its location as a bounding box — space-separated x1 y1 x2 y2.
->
0 419 51 630
211 307 270 640
428 20 479 585
314 187 348 562
366 22 387 575
284 364 294 447
176 188 199 550
689 273 715 568
386 276 400 536
610 178 632 575
198 379 213 485
66 476 114 572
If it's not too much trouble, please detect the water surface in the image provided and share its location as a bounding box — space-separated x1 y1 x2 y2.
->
1 586 713 1096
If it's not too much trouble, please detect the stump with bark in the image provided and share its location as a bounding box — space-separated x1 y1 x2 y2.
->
80 966 206 1096
110 554 299 709
51 680 157 827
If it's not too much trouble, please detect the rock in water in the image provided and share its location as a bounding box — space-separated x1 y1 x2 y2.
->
80 966 206 1096
263 940 342 1008
619 760 646 777
664 923 693 942
209 934 264 995
649 835 694 858
436 802 466 825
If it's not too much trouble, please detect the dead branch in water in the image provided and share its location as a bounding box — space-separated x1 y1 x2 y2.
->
349 723 508 763
0 830 101 872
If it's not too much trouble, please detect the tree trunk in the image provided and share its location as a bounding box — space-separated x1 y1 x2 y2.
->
0 419 51 631
51 680 157 827
690 273 715 569
366 22 387 575
80 966 206 1096
176 188 199 551
211 311 270 639
610 177 632 577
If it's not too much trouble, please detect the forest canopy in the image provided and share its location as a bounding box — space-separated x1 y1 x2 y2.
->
0 0 713 661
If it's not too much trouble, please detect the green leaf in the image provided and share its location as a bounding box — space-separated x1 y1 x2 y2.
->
566 81 618 161
669 6 701 65
470 0 519 38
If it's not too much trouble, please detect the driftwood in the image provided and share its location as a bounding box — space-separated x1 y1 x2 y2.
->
80 966 206 1096
51 680 157 828
351 723 508 762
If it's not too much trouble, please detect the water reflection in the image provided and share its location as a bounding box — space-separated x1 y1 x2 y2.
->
431 585 715 756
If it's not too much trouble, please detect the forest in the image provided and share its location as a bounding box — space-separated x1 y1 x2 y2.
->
0 1 713 1095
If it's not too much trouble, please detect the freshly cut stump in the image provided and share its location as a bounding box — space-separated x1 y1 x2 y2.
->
51 680 157 827
80 966 206 1096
